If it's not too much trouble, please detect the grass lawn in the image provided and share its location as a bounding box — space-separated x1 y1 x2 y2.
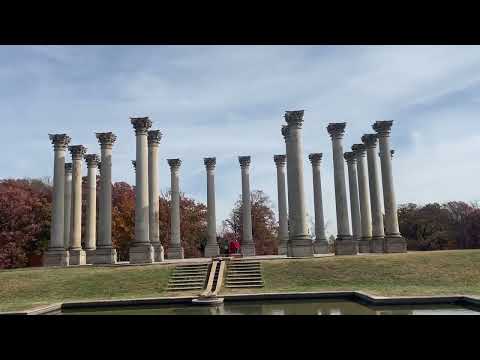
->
1 250 479 312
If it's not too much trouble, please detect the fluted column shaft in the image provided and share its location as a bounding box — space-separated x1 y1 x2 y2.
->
274 155 288 255
148 130 164 261
327 123 356 255
345 153 362 242
373 121 406 252
284 110 313 257
84 155 99 251
204 158 220 257
309 153 328 254
166 159 184 259
352 144 372 252
239 156 255 256
64 163 72 249
362 134 385 252
94 133 117 264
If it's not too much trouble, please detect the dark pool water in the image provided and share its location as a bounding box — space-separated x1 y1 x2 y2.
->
61 299 480 315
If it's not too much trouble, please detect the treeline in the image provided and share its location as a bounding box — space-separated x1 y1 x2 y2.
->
0 179 278 268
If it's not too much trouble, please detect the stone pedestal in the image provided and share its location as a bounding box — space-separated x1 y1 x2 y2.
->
385 235 407 253
85 249 96 264
153 244 165 262
371 237 385 253
94 247 117 264
241 243 256 257
167 244 184 260
205 243 221 257
130 244 155 263
334 239 359 256
285 111 313 257
44 250 70 267
314 241 330 254
69 249 86 265
358 238 372 253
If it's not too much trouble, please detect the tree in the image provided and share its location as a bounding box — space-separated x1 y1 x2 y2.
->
0 179 52 268
222 190 279 255
111 182 135 261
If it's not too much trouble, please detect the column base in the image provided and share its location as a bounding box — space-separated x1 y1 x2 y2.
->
385 235 407 253
130 244 155 264
69 249 86 265
93 247 117 264
334 235 358 256
289 236 314 257
85 249 96 264
313 239 330 254
370 237 385 253
241 243 256 257
43 249 69 267
204 243 220 257
153 243 165 262
277 241 288 256
167 244 184 259
358 237 371 253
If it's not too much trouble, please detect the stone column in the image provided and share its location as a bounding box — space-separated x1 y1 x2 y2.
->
167 159 184 259
68 145 87 265
308 153 328 254
352 144 372 253
327 123 356 255
239 156 256 256
274 154 288 255
361 134 385 252
94 132 117 264
281 125 293 255
84 154 99 264
284 110 313 257
148 130 165 262
130 117 154 263
344 152 362 244
204 157 220 257
373 121 406 253
64 163 73 250
45 134 71 266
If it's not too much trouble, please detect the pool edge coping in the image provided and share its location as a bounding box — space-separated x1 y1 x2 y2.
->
2 291 480 315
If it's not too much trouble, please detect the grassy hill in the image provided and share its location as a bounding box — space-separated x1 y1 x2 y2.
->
1 250 479 312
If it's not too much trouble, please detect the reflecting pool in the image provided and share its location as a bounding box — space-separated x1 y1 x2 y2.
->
61 299 480 315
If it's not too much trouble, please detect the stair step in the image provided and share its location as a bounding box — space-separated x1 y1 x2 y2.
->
169 279 206 283
168 283 205 287
226 284 264 288
167 286 204 291
171 275 206 279
227 276 262 280
173 271 208 274
226 280 264 285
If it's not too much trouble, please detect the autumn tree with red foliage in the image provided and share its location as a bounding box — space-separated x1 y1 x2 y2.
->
0 179 52 268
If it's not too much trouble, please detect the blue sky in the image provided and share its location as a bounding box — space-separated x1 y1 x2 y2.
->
1 45 479 237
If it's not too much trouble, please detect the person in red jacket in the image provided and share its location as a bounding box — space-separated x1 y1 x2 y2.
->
229 239 241 255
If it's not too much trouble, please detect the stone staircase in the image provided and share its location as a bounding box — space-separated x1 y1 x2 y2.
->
166 263 210 291
225 260 264 288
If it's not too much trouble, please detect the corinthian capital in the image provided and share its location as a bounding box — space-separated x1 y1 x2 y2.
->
361 134 378 148
239 156 251 168
65 163 73 173
284 110 305 128
68 145 87 160
308 153 323 166
131 117 152 135
273 154 286 166
327 122 347 139
49 134 71 150
351 143 367 157
148 130 162 146
344 151 356 163
96 132 117 148
204 157 216 170
168 158 182 170
84 154 100 168
373 120 394 137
